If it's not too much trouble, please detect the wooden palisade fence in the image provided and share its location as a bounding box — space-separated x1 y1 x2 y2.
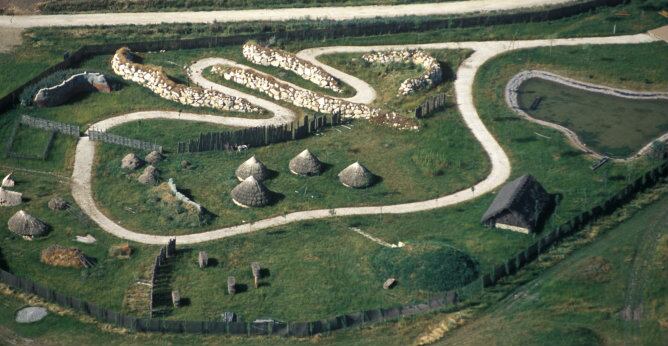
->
414 93 446 118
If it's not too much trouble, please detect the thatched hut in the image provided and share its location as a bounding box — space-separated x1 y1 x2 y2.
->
231 176 272 208
138 165 159 185
7 210 48 238
481 174 552 234
338 162 375 188
2 173 15 188
0 187 22 207
47 196 68 211
235 156 269 182
121 153 143 170
289 149 323 176
145 150 163 165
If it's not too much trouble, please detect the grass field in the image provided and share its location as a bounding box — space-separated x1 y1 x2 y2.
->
517 77 668 158
443 190 668 346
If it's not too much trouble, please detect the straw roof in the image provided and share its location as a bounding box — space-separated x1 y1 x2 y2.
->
138 165 159 185
121 153 143 170
0 187 22 207
338 162 375 189
2 173 15 188
48 196 68 211
235 156 269 182
145 150 163 165
231 176 272 208
8 210 48 237
289 149 323 176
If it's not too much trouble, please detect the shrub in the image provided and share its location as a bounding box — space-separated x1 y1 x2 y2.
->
371 240 479 292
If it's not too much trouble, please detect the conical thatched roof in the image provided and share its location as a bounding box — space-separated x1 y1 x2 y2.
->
121 153 143 170
0 187 22 207
231 176 272 208
289 149 323 176
338 162 375 189
145 150 163 165
235 156 269 182
2 173 15 188
138 165 159 185
48 196 68 211
8 210 48 237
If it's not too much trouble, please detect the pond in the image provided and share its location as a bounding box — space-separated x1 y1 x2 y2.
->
517 77 668 158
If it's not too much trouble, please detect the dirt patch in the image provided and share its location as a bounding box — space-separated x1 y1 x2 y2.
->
0 27 23 53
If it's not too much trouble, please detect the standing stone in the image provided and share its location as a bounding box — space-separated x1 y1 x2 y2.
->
227 276 236 295
198 251 208 269
383 278 396 290
172 290 181 308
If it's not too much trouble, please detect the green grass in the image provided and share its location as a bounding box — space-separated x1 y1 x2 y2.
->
443 190 668 346
517 77 668 158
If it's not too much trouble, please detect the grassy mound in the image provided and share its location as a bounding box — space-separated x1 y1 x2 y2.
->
371 241 478 292
143 182 211 229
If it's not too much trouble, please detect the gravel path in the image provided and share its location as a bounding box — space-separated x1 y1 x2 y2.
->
70 33 659 245
0 0 578 28
505 70 668 162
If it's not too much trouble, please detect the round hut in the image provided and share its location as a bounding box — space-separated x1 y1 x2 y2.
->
231 176 272 208
48 196 68 211
235 156 269 182
338 162 375 189
0 187 22 207
8 210 48 238
121 153 143 170
138 165 159 185
289 149 323 176
145 150 163 165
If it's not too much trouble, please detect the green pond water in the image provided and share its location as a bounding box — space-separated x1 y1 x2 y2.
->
517 77 668 158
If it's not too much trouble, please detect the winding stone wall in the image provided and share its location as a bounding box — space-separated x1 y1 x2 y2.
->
33 72 111 107
112 47 259 113
362 49 442 95
243 42 343 93
213 65 417 131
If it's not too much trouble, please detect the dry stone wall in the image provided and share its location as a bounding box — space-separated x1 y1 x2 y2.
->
213 65 417 131
362 49 442 95
112 47 259 113
243 42 343 93
33 72 111 107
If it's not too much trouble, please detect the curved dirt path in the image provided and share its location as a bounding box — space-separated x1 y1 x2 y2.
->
0 0 578 28
506 70 668 162
70 33 659 245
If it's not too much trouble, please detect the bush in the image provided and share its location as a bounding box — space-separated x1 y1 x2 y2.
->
371 240 479 292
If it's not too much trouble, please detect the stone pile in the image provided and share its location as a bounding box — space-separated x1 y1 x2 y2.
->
112 47 259 113
33 72 111 107
214 66 418 131
242 42 342 93
362 49 443 95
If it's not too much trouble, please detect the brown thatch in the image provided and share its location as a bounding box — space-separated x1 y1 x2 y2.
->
145 150 163 165
0 187 22 207
40 245 92 268
235 156 269 182
7 210 47 237
289 149 323 176
109 243 132 259
231 176 272 208
137 165 159 185
121 153 143 170
47 196 68 211
338 162 375 189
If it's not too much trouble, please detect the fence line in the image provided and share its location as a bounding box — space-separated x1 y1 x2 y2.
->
414 93 447 118
177 113 341 153
20 115 80 137
88 130 162 153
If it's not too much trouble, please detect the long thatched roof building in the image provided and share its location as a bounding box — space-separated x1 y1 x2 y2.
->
8 210 48 238
481 174 552 234
289 149 323 176
0 187 22 207
338 162 375 189
235 156 269 182
231 176 272 208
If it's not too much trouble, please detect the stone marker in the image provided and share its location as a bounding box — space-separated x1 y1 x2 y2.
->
251 262 261 288
15 306 48 323
383 278 396 290
198 251 208 269
227 276 236 295
221 311 236 322
172 290 181 308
